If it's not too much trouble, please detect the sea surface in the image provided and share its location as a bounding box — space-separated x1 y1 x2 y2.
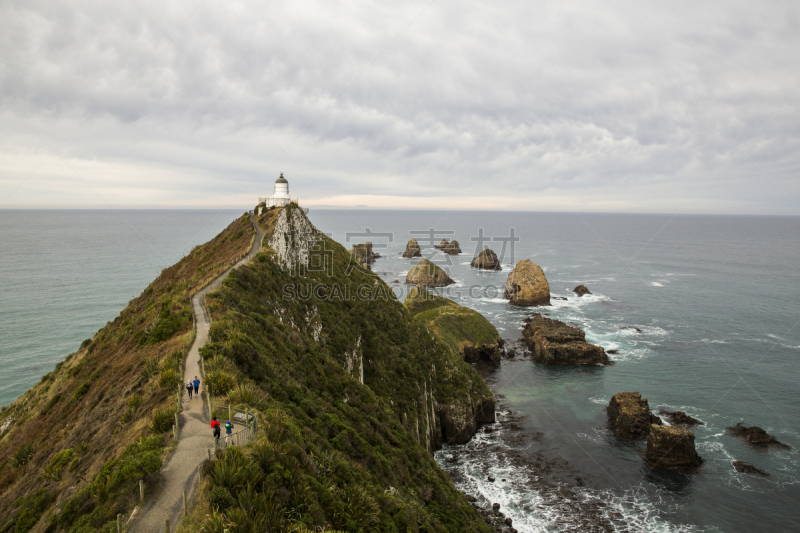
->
1 209 799 532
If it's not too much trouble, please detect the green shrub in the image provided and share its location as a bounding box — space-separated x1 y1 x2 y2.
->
150 407 177 433
209 485 236 511
226 383 263 407
140 358 159 380
158 368 182 390
120 394 143 424
41 394 61 414
139 434 165 452
140 302 190 345
71 382 90 402
40 449 75 480
13 489 54 533
137 451 161 474
10 443 35 468
205 370 236 396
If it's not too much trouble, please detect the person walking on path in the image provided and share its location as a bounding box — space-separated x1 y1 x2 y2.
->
211 417 221 446
225 420 234 446
186 380 193 399
193 376 200 396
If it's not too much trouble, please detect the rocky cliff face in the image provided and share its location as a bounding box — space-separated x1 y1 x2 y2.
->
522 314 609 365
267 205 322 271
504 259 550 306
350 242 381 265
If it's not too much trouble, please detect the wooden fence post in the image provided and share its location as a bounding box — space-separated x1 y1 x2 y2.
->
183 490 188 517
139 480 144 503
228 404 232 422
165 518 170 533
117 513 121 533
208 448 212 460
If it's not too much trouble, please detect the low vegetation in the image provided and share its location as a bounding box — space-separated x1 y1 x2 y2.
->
177 206 492 531
0 214 255 533
405 286 502 360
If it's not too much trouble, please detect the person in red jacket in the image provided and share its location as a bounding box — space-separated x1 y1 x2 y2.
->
211 416 221 444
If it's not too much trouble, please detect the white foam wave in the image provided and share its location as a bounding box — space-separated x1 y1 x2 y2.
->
651 282 663 287
699 338 728 345
589 395 609 405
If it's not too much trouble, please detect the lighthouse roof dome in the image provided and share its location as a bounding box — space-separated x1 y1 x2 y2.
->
275 173 288 184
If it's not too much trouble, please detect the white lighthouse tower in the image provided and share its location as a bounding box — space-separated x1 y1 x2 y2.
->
258 173 293 213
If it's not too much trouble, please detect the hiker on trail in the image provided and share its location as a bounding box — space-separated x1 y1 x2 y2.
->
211 417 221 444
225 420 234 445
186 380 193 399
193 376 200 396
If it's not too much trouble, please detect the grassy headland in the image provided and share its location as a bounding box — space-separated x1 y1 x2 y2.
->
1 206 496 532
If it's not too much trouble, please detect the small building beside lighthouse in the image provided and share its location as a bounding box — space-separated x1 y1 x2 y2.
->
258 173 299 214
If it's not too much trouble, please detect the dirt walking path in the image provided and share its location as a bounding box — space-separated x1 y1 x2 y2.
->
130 215 264 533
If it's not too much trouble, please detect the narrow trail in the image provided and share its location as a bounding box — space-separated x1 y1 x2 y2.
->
131 215 265 533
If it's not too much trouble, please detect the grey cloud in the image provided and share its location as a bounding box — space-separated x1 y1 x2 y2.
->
1 0 799 212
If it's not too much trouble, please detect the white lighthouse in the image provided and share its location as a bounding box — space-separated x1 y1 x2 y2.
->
258 173 293 213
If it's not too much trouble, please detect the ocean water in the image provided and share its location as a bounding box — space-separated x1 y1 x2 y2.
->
0 209 244 404
307 210 800 533
1 209 799 531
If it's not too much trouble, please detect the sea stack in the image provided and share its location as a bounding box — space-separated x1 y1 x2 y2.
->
471 248 501 271
504 259 550 306
646 424 703 469
443 240 462 254
402 238 422 258
406 258 455 287
523 314 609 365
350 242 381 265
607 392 662 440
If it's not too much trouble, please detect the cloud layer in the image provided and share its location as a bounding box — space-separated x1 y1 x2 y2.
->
1 0 799 213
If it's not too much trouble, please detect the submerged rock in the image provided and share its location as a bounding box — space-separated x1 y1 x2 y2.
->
350 242 381 265
608 392 661 440
727 423 790 449
646 424 703 469
504 259 550 306
471 248 501 271
405 258 455 287
659 410 703 427
573 284 591 297
402 238 422 258
732 461 770 477
523 314 609 365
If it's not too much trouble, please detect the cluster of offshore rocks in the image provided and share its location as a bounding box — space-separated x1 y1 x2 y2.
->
463 500 518 533
607 392 703 470
607 392 787 475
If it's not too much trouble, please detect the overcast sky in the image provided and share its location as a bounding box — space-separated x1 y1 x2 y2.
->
1 0 798 214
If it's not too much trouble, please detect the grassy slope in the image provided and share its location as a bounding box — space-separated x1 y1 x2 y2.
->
181 207 492 532
0 214 255 533
405 287 501 358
